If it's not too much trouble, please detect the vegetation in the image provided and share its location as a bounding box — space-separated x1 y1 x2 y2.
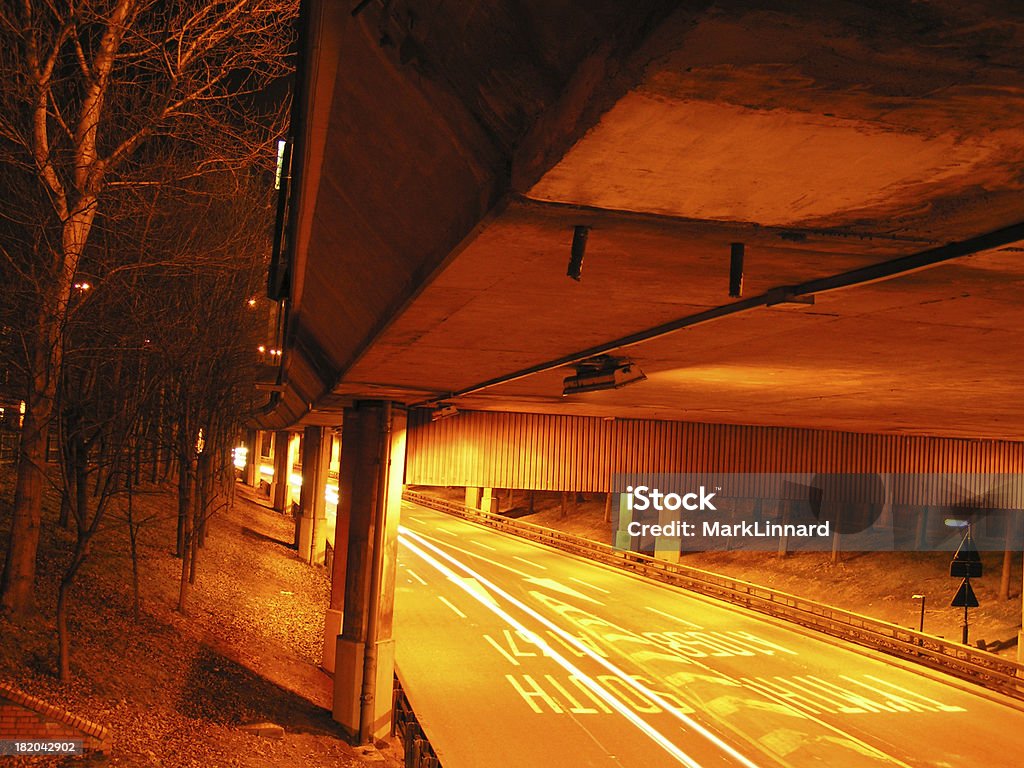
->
0 0 297 680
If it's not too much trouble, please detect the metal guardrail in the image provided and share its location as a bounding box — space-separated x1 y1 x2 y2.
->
393 676 442 768
403 489 1024 701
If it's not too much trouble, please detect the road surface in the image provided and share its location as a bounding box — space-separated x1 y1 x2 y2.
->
394 500 1024 767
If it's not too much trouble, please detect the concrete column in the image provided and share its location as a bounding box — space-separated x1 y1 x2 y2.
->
243 429 257 487
272 430 291 512
653 495 681 563
254 430 268 493
613 492 633 551
481 487 497 514
332 402 407 743
287 433 301 510
465 486 482 510
323 427 347 675
299 425 332 566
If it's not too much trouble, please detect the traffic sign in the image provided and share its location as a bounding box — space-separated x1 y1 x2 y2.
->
950 531 982 578
950 578 979 608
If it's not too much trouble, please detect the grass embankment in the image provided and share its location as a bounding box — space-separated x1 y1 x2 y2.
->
0 467 396 767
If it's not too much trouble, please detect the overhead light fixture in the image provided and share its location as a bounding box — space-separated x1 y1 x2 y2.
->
431 404 459 422
729 242 744 297
567 225 589 281
563 356 646 396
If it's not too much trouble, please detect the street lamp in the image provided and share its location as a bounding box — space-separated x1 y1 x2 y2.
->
911 594 925 633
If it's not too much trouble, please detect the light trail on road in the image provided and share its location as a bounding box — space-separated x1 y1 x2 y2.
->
394 502 1024 768
401 531 718 767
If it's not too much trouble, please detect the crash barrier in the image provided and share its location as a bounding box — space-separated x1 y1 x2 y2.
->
403 489 1024 701
393 676 442 768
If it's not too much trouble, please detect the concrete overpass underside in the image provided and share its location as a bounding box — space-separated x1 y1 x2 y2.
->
265 0 1024 441
259 0 1024 746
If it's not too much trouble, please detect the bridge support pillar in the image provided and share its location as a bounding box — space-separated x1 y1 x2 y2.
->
243 429 257 487
323 434 350 674
481 487 497 514
299 425 331 565
465 486 482 510
254 430 269 493
332 402 407 743
613 492 634 550
272 430 291 512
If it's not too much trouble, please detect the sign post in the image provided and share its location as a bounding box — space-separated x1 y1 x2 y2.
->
949 524 982 645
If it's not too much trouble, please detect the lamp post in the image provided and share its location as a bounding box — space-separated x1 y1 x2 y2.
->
912 594 925 633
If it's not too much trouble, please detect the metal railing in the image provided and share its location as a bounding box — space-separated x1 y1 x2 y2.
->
393 677 442 768
403 489 1024 701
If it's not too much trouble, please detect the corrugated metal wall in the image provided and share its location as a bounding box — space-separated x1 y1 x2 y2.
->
405 409 1024 492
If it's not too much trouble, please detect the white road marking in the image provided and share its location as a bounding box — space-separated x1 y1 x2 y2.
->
645 606 702 628
436 527 457 537
470 539 497 551
406 568 428 586
569 576 609 593
438 595 467 619
404 515 426 524
854 675 966 713
483 634 521 666
513 555 546 570
401 512 913 768
727 674 914 766
524 577 604 605
401 527 761 768
404 530 533 579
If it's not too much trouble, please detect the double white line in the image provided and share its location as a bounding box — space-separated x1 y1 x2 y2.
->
399 525 763 768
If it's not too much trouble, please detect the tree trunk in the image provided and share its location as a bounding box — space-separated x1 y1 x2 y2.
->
1 194 95 616
126 476 141 622
176 453 191 557
56 575 73 681
56 544 89 682
177 507 192 614
1 387 51 616
189 456 204 583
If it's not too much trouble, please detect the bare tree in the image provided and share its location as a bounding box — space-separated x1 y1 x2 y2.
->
0 0 296 616
42 157 270 677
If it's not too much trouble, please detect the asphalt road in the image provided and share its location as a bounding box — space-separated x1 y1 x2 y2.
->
394 501 1024 768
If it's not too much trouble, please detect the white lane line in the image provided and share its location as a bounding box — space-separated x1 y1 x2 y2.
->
400 532 708 768
569 576 609 593
438 595 467 619
401 515 909 768
525 577 603 606
406 568 428 586
855 675 966 712
470 539 497 551
401 526 762 768
404 515 426 524
645 606 702 629
436 528 457 537
406 530 533 579
513 555 546 570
